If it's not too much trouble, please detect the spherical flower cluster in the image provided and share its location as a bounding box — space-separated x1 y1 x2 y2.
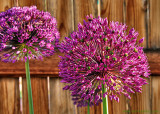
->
59 15 150 107
0 6 60 62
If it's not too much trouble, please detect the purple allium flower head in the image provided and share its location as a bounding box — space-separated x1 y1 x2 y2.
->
59 15 150 107
0 6 60 62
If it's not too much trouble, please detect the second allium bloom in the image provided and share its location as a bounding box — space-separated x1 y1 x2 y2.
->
59 15 150 107
0 6 60 62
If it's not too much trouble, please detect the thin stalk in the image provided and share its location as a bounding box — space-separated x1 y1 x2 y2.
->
25 53 34 114
87 101 90 114
102 84 108 114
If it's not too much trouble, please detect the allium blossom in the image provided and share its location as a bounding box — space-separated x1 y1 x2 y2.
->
59 15 150 107
0 6 60 62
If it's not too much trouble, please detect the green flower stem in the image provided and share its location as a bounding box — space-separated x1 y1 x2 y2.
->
87 101 90 114
25 53 34 114
102 84 108 114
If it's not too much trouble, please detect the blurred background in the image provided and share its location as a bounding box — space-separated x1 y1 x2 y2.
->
0 0 160 114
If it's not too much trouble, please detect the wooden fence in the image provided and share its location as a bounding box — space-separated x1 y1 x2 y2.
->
0 0 160 114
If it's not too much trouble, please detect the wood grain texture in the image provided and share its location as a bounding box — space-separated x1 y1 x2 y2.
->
23 77 49 114
77 106 87 114
108 95 127 114
77 103 102 114
49 78 75 114
151 76 160 114
149 0 160 48
90 104 102 114
101 0 124 23
74 0 98 29
125 0 147 48
18 0 46 10
0 78 20 114
47 0 74 42
145 51 160 76
128 78 150 114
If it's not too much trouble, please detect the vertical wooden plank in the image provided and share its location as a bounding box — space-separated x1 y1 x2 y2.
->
90 104 102 114
128 78 151 114
74 0 98 29
101 1 127 114
101 0 124 22
151 76 160 114
108 95 128 114
0 78 20 114
125 0 147 48
47 0 75 113
0 1 19 114
49 78 75 114
149 0 160 48
73 0 100 113
18 1 49 113
47 0 74 42
23 77 49 114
